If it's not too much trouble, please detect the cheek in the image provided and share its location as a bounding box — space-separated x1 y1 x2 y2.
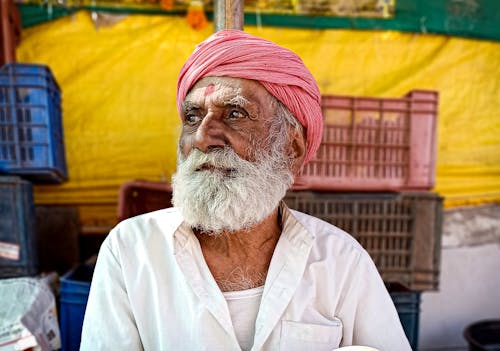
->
179 135 192 155
251 128 271 147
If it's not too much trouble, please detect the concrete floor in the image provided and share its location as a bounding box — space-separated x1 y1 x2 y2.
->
418 204 500 351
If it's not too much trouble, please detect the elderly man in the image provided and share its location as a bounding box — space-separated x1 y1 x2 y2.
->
81 30 411 351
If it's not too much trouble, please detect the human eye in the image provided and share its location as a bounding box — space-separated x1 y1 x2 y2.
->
227 108 249 120
183 110 201 125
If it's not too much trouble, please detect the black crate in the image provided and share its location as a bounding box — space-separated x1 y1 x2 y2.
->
284 191 443 291
0 176 38 277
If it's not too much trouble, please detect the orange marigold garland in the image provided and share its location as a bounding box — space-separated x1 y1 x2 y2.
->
160 0 174 10
186 0 207 30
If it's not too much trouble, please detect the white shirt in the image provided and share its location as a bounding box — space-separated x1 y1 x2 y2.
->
81 204 411 351
223 286 264 351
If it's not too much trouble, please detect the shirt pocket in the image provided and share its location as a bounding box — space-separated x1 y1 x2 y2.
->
279 319 343 351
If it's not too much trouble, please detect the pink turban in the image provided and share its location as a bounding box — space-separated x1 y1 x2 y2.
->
176 29 323 164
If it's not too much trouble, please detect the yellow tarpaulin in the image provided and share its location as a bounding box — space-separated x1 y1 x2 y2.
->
16 12 500 229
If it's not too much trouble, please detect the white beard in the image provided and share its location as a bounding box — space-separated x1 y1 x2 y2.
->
172 146 294 234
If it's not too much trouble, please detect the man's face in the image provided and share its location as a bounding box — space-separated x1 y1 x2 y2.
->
172 77 295 234
178 76 278 162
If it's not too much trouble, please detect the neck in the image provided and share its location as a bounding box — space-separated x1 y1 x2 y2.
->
194 208 281 252
194 207 282 291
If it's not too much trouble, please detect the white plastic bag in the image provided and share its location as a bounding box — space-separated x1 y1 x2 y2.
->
0 277 60 351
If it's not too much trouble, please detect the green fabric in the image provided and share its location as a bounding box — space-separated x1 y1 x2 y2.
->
18 0 500 41
244 0 500 42
18 4 75 28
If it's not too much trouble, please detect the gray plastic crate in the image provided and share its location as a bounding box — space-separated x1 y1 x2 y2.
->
284 191 443 291
0 176 38 277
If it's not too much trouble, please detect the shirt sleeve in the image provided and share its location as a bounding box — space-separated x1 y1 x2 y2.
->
339 251 413 351
80 229 144 351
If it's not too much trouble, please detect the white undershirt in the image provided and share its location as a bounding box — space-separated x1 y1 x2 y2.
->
223 285 264 351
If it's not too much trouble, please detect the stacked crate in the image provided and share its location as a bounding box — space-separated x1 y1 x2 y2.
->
0 62 67 279
0 176 38 277
284 90 441 350
0 63 67 182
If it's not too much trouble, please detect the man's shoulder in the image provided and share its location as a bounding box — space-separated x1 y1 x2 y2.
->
289 209 366 256
120 207 181 224
107 207 183 245
289 209 356 240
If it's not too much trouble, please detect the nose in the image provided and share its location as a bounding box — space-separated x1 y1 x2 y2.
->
192 112 227 153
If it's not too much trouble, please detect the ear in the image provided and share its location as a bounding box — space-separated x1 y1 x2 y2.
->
286 126 307 177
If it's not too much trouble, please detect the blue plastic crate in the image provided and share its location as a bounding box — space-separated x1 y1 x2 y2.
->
0 63 67 183
0 176 38 278
0 63 59 78
0 69 61 110
390 291 421 351
0 63 60 92
60 263 95 351
0 84 61 106
0 75 60 97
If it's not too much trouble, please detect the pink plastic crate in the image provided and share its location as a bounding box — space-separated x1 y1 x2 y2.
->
293 90 438 191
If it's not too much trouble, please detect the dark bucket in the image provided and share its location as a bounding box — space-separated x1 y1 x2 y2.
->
464 320 500 351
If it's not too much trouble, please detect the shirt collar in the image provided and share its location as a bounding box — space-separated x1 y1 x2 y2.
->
279 201 315 248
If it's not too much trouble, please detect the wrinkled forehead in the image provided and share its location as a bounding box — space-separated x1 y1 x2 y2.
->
183 76 276 113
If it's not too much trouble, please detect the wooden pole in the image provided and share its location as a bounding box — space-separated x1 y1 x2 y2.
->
0 0 17 64
214 0 244 32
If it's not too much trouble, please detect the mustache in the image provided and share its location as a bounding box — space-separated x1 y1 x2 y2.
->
179 147 255 174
